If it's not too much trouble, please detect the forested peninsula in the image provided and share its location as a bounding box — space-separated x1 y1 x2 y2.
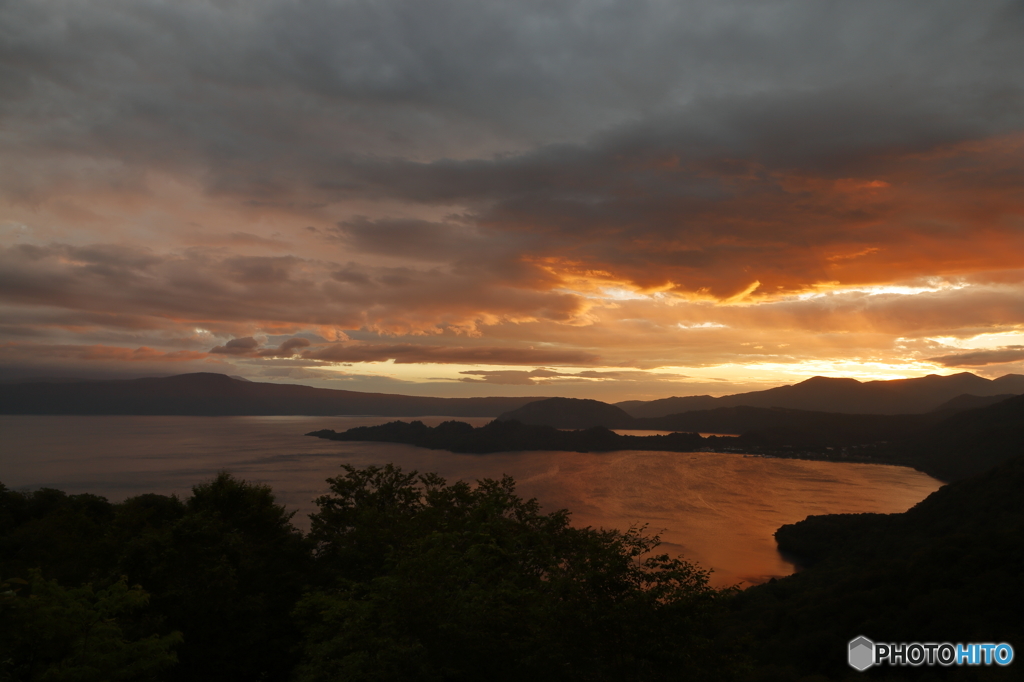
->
307 418 709 454
309 392 1024 483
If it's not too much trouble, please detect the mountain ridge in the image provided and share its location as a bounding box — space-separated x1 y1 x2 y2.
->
496 397 636 429
4 370 1023 422
615 372 1024 417
0 372 544 417
364 393 1024 481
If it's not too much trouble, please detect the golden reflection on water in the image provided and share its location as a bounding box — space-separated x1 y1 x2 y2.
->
0 415 942 587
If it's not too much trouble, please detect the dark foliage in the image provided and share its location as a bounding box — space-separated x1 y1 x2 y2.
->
0 475 311 682
116 474 312 682
0 467 742 681
726 454 1024 680
0 485 117 587
0 572 181 682
298 464 745 682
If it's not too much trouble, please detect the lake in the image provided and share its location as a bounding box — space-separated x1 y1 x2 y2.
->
0 415 943 587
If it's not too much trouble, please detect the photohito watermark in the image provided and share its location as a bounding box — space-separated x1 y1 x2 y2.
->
849 636 1014 671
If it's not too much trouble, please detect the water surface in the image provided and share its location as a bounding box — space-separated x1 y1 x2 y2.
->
0 415 942 587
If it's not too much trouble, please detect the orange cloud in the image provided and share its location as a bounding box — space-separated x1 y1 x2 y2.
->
0 343 206 363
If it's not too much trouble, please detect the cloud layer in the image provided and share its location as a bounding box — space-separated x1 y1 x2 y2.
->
2 0 1024 395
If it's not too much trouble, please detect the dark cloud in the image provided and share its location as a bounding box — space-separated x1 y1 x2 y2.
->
209 336 312 358
0 342 205 363
209 337 260 355
258 336 312 358
329 268 375 287
224 257 300 285
4 2 1023 301
929 346 1024 367
329 217 481 262
0 306 174 334
336 94 1024 298
209 232 292 249
3 0 1024 391
0 242 587 335
5 0 1023 204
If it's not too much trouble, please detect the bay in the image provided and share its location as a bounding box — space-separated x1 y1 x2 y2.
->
0 415 942 587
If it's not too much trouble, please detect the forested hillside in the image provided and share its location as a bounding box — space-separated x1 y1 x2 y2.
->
0 469 744 682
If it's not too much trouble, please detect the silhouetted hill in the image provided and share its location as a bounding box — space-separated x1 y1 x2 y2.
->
616 372 1024 417
640 406 943 446
666 394 1024 481
0 373 543 417
734 453 1024 679
496 397 963 446
308 419 706 454
615 395 720 417
929 392 1017 413
496 397 635 429
992 372 1024 391
899 393 1024 481
490 392 1024 481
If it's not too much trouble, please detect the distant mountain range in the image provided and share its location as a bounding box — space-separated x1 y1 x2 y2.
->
495 384 1024 481
614 372 1024 416
490 373 1024 432
494 396 993 449
4 370 1022 482
3 370 1022 421
0 373 542 417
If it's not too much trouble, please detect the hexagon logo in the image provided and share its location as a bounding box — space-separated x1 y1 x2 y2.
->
849 636 875 671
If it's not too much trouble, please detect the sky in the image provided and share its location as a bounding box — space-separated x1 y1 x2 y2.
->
2 0 1024 401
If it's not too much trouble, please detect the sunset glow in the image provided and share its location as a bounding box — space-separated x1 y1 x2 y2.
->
2 0 1023 398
